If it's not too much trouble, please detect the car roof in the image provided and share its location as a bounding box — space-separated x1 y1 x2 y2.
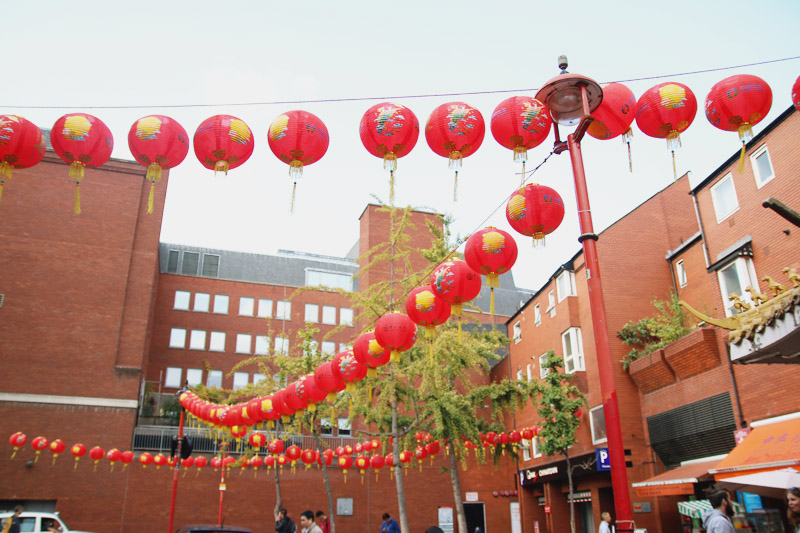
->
176 526 253 533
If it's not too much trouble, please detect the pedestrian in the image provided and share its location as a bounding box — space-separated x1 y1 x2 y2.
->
598 511 612 533
315 511 330 533
1 505 23 533
275 508 296 533
702 488 735 533
381 512 400 533
299 510 322 533
426 528 444 533
787 487 800 533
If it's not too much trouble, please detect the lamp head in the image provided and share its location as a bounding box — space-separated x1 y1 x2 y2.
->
536 56 603 127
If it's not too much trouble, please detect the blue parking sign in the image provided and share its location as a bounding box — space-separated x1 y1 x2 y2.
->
596 448 611 471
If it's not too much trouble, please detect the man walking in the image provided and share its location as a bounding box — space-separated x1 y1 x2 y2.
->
381 513 400 533
299 510 323 533
598 511 612 533
275 508 296 533
702 489 735 533
315 511 330 533
1 505 23 533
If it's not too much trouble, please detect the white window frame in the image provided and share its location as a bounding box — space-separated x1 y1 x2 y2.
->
305 303 319 323
340 308 353 326
321 305 336 325
276 301 291 320
253 373 266 385
556 271 576 302
255 335 270 355
239 297 255 317
516 368 524 381
235 333 252 354
209 331 226 352
213 295 229 314
717 257 758 317
751 144 775 188
173 291 190 311
319 417 333 435
676 259 687 287
275 336 289 355
337 417 352 436
189 330 206 351
169 328 186 349
539 353 550 379
562 327 585 373
232 372 249 390
710 173 740 223
521 439 531 461
590 405 608 445
206 370 222 388
547 290 556 318
193 292 210 313
513 321 522 344
322 341 336 356
257 299 273 318
186 368 203 387
534 304 541 326
532 436 542 458
165 367 182 388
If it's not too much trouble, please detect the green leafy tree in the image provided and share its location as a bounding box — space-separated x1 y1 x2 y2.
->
617 292 693 369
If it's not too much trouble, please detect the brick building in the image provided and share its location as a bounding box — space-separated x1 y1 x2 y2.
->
497 106 800 533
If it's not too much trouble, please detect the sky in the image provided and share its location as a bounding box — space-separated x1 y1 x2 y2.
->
3 1 799 291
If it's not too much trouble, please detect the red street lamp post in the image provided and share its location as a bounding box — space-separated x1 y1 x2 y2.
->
536 56 635 533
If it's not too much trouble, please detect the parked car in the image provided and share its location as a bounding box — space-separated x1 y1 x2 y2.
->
0 511 94 533
175 526 254 533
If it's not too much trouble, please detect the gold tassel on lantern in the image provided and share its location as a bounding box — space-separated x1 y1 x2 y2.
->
389 169 395 204
449 151 462 201
289 160 304 180
214 160 229 176
148 180 155 214
69 162 85 215
736 123 754 173
622 128 634 172
0 179 4 207
666 132 681 180
0 161 13 180
290 181 297 213
146 162 162 182
514 147 527 187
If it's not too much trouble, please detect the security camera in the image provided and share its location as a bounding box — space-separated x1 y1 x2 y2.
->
558 55 569 71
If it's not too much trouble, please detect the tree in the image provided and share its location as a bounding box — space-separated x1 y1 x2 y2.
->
535 351 587 533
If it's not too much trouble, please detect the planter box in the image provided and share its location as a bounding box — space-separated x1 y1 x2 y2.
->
663 328 721 380
628 349 676 394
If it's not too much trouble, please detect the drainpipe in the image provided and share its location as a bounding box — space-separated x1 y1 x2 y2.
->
690 190 711 269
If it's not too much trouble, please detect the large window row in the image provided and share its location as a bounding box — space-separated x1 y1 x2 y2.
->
169 327 350 356
167 250 220 278
164 367 267 390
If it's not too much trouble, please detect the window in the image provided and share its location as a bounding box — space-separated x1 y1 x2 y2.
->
275 336 289 355
751 145 775 188
676 260 687 287
340 308 353 326
255 335 270 355
174 291 190 311
534 304 541 326
322 341 336 356
239 297 255 317
590 405 608 444
532 436 542 458
322 305 336 325
306 269 353 291
257 299 273 318
516 368 524 381
562 327 585 373
209 331 226 352
167 250 179 273
202 254 220 277
526 363 532 382
556 270 576 301
169 328 186 348
213 294 229 314
207 370 222 388
165 367 182 388
717 257 758 317
547 290 556 317
305 303 319 323
513 322 522 343
711 173 739 222
337 417 352 436
236 334 252 354
521 439 531 461
319 417 333 435
305 340 319 356
233 372 249 390
189 330 206 350
186 368 203 387
253 373 266 384
181 252 200 275
539 353 550 379
276 301 291 320
194 293 210 312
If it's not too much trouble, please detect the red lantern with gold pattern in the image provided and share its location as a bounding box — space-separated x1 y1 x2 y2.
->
194 455 208 473
404 286 451 364
128 115 190 213
430 259 482 316
31 436 48 463
505 183 565 246
139 452 153 468
587 83 637 171
89 446 105 471
353 332 392 377
331 349 368 391
465 227 518 315
268 439 285 455
425 101 485 200
360 102 419 202
283 382 309 413
0 115 45 206
49 439 66 465
193 114 254 174
70 443 86 469
301 449 317 470
153 453 168 469
50 113 114 214
375 313 418 362
296 373 328 413
121 451 134 471
9 432 26 459
314 361 347 401
490 97 551 183
635 82 697 178
106 448 122 472
249 432 266 449
705 75 772 172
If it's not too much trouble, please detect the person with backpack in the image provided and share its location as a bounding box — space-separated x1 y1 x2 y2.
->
275 508 296 533
1 505 24 533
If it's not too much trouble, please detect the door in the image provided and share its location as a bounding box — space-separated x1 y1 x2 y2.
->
463 502 486 533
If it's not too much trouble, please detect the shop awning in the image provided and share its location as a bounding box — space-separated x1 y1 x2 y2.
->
677 500 744 520
632 457 720 497
710 419 800 479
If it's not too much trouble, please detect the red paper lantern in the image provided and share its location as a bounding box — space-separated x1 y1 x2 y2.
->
9 432 27 459
425 441 440 456
338 455 354 482
139 452 153 468
360 102 419 202
587 83 637 171
249 432 266 449
0 115 45 205
506 183 565 246
283 381 310 413
375 313 418 362
222 456 236 470
331 349 368 391
193 115 254 175
153 453 168 469
49 439 66 465
370 455 385 481
182 456 195 469
314 361 347 400
268 439 285 455
272 389 294 420
296 373 328 412
286 445 302 464
210 457 222 471
464 227 518 315
195 456 208 471
353 332 392 377
404 286 451 363
251 455 263 470
301 449 317 469
414 446 428 462
31 436 48 463
425 101 486 199
243 398 263 426
322 449 334 467
128 115 190 214
430 259 482 316
50 113 114 214
107 448 122 471
230 425 247 439
259 396 283 424
70 443 86 469
264 455 275 469
89 446 105 471
705 74 772 171
635 82 697 178
490 97 551 181
792 75 800 111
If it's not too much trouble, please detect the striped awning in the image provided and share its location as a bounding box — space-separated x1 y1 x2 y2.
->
677 499 744 519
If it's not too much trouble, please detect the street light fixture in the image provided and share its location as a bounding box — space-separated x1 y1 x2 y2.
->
536 56 635 533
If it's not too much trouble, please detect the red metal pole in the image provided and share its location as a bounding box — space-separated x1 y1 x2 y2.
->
218 442 227 527
167 407 185 533
566 133 635 532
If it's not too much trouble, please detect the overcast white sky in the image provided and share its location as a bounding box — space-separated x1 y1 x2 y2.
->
4 1 799 290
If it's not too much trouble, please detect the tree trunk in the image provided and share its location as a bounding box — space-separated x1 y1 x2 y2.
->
273 456 282 517
393 396 410 533
314 426 336 533
565 451 575 533
447 440 468 533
